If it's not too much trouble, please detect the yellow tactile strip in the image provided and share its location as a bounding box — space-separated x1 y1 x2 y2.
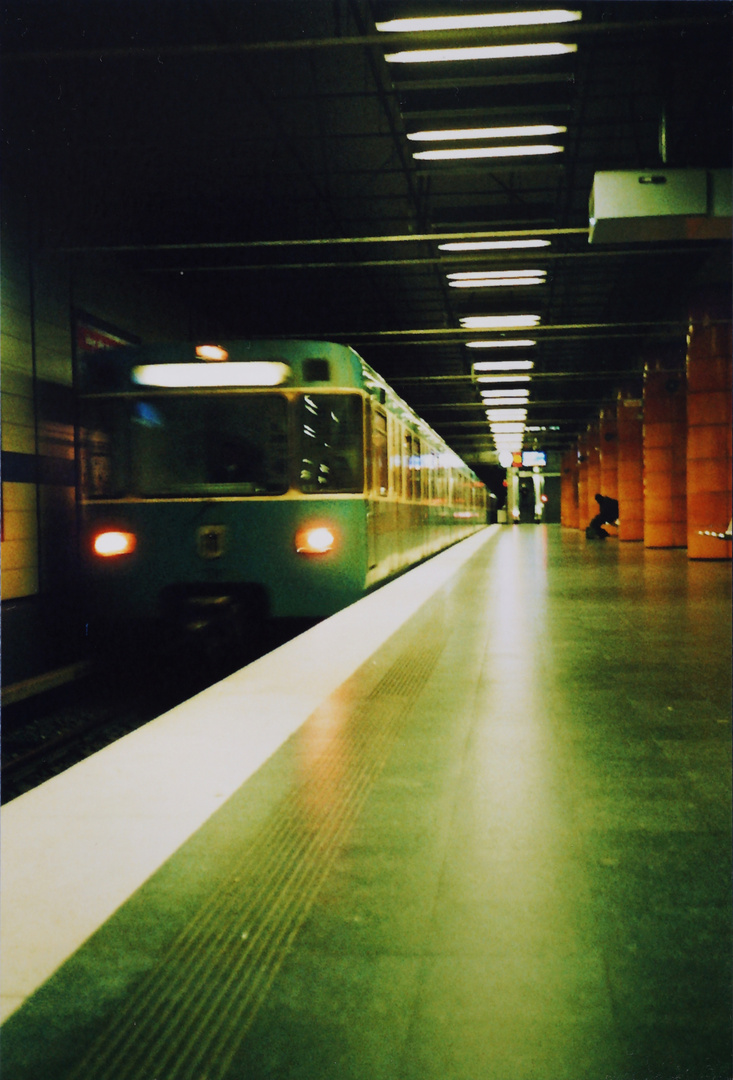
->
65 641 444 1080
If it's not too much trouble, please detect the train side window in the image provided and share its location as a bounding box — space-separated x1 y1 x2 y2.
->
402 430 412 500
436 458 447 505
297 393 364 494
411 436 421 501
363 398 372 492
372 407 388 497
422 450 433 503
393 424 401 498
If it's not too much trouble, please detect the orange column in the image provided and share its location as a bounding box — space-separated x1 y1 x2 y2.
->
643 357 687 548
599 405 619 501
617 388 644 540
561 447 579 528
577 432 589 530
686 290 733 559
585 421 601 524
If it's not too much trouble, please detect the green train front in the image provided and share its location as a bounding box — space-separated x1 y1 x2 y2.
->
80 339 486 646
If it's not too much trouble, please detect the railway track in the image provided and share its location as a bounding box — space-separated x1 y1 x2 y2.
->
1 619 314 803
1 668 195 803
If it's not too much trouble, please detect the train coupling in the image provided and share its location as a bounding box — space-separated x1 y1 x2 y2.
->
159 583 269 652
181 593 239 634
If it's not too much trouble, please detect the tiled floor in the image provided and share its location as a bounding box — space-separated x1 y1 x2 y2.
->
3 525 731 1080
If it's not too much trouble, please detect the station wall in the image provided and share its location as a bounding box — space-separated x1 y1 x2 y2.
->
1 190 194 687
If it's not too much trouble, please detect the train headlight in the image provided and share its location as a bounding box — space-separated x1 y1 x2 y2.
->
93 530 137 557
295 525 336 555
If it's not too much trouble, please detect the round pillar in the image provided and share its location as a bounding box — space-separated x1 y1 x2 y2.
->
561 447 579 528
599 405 619 501
585 420 601 526
686 290 732 559
643 357 687 548
577 432 589 531
617 388 644 541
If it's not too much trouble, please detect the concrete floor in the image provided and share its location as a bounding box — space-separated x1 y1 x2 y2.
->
2 525 731 1080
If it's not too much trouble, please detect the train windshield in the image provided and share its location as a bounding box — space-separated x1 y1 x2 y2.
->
82 391 364 498
82 394 289 497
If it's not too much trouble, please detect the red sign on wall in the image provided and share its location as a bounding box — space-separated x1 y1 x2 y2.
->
75 316 136 354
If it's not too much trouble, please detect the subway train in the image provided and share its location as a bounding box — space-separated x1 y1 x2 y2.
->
79 339 486 654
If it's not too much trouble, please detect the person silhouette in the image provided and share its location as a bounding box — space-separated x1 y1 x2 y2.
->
586 493 619 539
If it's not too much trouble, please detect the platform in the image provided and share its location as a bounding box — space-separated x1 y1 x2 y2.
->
2 524 731 1080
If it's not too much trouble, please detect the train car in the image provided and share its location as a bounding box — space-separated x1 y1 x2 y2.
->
79 339 486 652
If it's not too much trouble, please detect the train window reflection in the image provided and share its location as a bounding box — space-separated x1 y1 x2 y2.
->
297 394 363 493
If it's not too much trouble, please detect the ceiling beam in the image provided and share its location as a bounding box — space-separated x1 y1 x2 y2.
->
143 246 723 273
324 322 686 339
415 401 616 410
391 371 645 384
59 227 588 254
394 73 576 92
5 16 727 63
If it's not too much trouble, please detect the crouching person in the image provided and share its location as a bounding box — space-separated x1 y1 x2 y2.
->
586 493 619 539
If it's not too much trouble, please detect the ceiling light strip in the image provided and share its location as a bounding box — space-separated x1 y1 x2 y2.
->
474 361 535 371
467 342 537 350
407 125 567 141
439 239 551 251
377 11 582 32
449 271 545 279
385 43 578 63
449 277 546 287
460 315 541 328
414 145 564 160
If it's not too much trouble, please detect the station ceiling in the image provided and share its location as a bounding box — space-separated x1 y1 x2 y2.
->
2 0 731 469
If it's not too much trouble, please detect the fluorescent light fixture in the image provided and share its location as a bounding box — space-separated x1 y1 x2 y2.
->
461 315 540 328
490 423 526 433
449 271 545 280
480 396 531 405
384 43 578 63
376 11 582 32
413 144 563 161
408 125 567 142
477 374 532 383
439 239 550 251
481 393 531 402
480 388 530 398
486 409 528 421
132 362 291 388
449 276 545 287
467 340 537 349
473 360 535 371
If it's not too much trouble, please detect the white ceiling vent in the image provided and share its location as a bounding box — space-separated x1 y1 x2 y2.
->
589 169 731 243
